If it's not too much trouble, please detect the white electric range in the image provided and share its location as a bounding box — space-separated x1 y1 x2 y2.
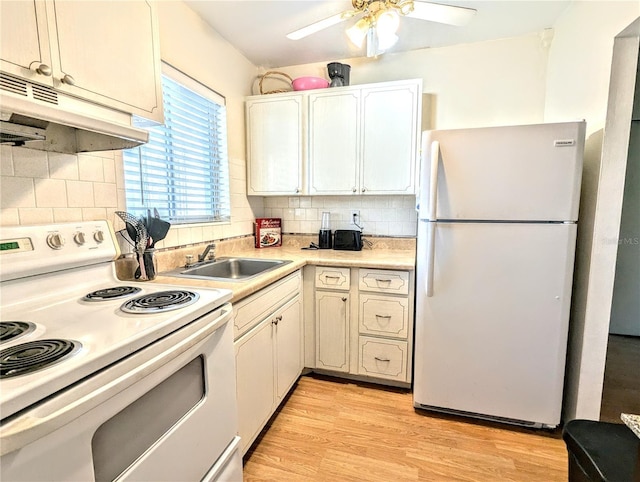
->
0 221 243 482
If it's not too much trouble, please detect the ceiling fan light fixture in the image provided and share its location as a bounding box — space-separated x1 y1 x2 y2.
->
376 10 400 36
347 17 371 48
397 0 415 16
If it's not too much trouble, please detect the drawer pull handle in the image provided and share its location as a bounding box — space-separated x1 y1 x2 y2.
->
374 356 390 362
325 275 340 279
375 314 392 319
375 278 392 284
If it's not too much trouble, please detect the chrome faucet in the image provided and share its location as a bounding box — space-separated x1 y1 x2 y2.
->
198 243 216 263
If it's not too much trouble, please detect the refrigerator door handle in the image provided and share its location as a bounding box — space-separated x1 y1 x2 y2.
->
428 141 440 221
425 221 436 297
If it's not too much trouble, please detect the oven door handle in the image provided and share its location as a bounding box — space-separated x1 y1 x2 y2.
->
0 304 232 456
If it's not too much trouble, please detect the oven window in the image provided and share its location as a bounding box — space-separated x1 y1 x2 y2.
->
92 356 205 482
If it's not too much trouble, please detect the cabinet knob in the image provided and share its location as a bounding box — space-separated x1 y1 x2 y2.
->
35 63 52 76
361 188 367 193
352 187 357 193
295 187 300 193
61 74 76 86
341 297 347 302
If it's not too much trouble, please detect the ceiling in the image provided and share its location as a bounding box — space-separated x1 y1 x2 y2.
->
184 1 571 68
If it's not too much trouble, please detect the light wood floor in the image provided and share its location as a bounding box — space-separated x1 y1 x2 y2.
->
600 334 640 423
243 375 567 481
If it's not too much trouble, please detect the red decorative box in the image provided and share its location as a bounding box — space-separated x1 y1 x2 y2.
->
255 218 282 248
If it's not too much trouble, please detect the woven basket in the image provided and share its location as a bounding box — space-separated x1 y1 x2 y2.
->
259 71 293 94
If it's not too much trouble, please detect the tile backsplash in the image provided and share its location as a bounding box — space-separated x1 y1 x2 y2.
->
263 195 418 237
0 145 124 226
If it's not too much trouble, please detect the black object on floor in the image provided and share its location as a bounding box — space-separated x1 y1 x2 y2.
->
562 419 640 482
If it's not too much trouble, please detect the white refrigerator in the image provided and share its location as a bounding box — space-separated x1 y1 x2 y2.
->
413 121 586 428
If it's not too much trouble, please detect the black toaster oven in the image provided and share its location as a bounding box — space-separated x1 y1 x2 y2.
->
333 230 363 251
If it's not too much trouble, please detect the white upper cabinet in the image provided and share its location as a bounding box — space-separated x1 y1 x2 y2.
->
246 94 304 196
0 1 52 82
0 0 163 123
360 82 420 194
308 90 360 194
246 78 421 196
309 80 421 195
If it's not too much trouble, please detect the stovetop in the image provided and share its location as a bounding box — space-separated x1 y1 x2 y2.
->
0 221 232 420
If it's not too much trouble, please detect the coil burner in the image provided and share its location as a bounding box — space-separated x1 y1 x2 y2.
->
83 286 142 301
0 321 36 344
0 339 82 379
120 290 200 314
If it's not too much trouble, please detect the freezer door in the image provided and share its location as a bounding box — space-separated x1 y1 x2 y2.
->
420 122 585 222
414 221 577 427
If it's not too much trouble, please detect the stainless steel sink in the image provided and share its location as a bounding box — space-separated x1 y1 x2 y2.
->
163 257 292 282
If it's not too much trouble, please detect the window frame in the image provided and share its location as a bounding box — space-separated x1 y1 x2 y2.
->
122 62 231 226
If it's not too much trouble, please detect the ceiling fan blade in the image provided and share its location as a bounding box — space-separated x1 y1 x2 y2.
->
406 1 477 26
286 11 355 40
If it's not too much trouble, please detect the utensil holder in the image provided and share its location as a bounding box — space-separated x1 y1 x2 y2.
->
136 248 157 281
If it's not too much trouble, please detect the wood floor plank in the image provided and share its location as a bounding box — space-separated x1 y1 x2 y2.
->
243 375 567 481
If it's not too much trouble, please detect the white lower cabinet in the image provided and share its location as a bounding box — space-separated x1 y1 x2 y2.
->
312 266 414 386
315 291 350 372
233 271 302 455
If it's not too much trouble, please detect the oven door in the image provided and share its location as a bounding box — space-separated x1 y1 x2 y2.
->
0 303 239 482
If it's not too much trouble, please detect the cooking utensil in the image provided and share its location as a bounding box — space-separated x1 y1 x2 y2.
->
115 211 139 244
147 217 171 248
115 211 148 251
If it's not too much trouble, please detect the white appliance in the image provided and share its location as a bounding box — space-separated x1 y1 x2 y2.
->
0 221 243 481
414 121 586 428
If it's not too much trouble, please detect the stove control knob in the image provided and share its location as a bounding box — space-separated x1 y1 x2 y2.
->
46 232 65 250
73 232 86 245
93 230 105 243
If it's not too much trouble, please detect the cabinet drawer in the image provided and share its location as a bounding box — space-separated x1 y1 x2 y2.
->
233 270 301 339
315 266 350 291
359 269 409 295
359 294 409 339
358 337 408 382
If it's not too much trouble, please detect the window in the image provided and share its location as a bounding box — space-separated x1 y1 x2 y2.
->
123 64 230 224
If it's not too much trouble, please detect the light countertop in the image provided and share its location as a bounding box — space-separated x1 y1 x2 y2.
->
153 246 416 303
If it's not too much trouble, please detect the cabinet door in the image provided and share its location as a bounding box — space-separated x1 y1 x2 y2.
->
246 95 303 195
0 0 53 84
360 82 420 194
315 291 350 372
234 320 274 454
48 0 163 121
275 297 302 401
308 90 359 194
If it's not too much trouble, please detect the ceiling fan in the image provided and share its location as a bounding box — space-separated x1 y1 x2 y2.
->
286 0 477 57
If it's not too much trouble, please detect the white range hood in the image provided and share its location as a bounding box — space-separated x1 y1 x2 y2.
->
0 71 149 154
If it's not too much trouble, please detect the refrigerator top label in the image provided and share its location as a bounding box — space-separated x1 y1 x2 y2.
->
554 139 576 147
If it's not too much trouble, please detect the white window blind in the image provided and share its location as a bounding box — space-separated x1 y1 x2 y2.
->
123 65 230 224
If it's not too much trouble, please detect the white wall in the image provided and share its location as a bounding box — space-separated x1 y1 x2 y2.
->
543 4 639 421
